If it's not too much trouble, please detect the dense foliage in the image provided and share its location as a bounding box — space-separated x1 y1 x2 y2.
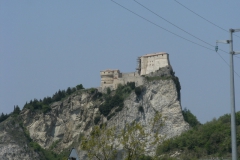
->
99 83 136 117
156 112 240 159
0 105 21 123
23 84 84 113
182 108 201 127
0 112 9 123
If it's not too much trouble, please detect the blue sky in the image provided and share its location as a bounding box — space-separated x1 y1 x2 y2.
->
1 0 240 123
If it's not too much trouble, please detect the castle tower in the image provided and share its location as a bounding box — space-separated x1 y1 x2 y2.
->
138 52 170 75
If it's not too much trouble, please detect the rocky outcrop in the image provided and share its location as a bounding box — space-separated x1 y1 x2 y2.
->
108 79 188 139
1 76 189 159
0 117 41 160
106 79 188 156
20 90 102 151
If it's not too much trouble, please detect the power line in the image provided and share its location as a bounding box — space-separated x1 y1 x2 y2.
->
133 0 228 54
174 0 240 39
111 0 214 52
111 0 240 78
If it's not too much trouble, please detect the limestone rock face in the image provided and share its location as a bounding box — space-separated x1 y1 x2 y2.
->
1 78 189 159
0 117 41 160
20 91 101 151
106 79 189 155
108 79 188 138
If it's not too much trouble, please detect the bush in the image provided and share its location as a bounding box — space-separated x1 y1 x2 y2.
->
127 82 135 90
99 94 123 116
156 112 240 159
29 142 41 151
99 104 111 116
0 113 9 123
115 106 123 112
107 87 111 95
182 108 201 127
138 106 144 112
135 87 142 97
94 115 101 125
42 105 51 114
76 84 84 90
99 84 134 116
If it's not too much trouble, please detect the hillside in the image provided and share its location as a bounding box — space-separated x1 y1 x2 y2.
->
0 72 190 160
156 112 240 159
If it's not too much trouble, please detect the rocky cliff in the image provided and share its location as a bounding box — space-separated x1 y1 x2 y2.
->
0 76 189 159
0 117 41 160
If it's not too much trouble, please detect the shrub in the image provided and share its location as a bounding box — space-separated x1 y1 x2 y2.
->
89 88 97 94
29 142 41 151
127 82 135 90
76 84 84 90
182 108 201 127
94 115 101 125
135 87 142 97
107 87 111 95
0 113 9 123
42 105 51 114
138 106 144 112
99 104 111 116
115 106 123 112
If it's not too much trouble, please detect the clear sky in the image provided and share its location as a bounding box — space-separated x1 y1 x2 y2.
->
1 0 240 123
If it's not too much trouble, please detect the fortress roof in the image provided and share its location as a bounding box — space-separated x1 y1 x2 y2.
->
141 52 167 57
100 69 120 72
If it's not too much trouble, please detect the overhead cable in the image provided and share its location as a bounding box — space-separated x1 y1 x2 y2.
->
111 0 240 78
134 0 228 54
174 0 240 39
111 0 214 52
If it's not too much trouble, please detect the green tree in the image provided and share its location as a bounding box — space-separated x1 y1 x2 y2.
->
120 122 147 160
106 87 111 95
182 108 201 127
81 113 163 160
0 112 9 123
76 84 84 90
80 125 118 160
134 87 142 97
13 105 21 115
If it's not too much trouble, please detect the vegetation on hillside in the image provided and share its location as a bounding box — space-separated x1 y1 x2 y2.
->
23 84 84 113
156 111 240 159
17 118 69 160
99 82 136 117
182 108 201 128
0 105 21 123
80 112 163 160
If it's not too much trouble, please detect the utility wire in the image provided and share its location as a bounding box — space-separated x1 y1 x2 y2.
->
111 0 240 78
111 0 213 52
133 0 240 73
174 0 240 39
134 0 228 54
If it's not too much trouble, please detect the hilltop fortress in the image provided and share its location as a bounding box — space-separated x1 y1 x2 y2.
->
99 52 172 91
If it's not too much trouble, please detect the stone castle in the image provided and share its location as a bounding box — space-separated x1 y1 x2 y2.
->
99 52 171 91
